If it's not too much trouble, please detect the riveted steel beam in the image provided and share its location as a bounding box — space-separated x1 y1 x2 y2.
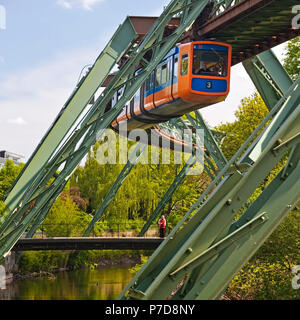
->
186 112 227 170
184 152 300 300
119 77 300 300
243 49 293 110
169 212 268 279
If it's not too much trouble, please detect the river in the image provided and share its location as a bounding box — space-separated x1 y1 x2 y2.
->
0 266 134 300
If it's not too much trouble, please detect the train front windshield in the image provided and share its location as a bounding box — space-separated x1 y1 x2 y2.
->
193 45 229 77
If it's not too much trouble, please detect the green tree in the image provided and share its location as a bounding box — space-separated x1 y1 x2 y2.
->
0 160 24 222
217 93 269 160
283 36 300 81
42 194 90 237
0 159 24 201
70 135 208 232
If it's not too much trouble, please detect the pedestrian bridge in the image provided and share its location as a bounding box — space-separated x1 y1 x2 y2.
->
12 237 164 251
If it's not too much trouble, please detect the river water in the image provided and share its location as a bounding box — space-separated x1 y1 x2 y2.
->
0 266 134 300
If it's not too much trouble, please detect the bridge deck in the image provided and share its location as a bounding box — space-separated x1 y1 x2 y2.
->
12 237 164 251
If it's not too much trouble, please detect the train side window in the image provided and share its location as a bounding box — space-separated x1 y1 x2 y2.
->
112 92 117 107
181 54 189 76
173 55 179 82
145 77 150 92
156 66 162 87
161 63 168 85
134 88 140 106
149 71 154 90
146 72 154 92
117 87 124 101
168 58 173 82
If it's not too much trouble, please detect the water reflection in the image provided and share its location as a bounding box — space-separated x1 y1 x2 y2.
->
0 266 134 300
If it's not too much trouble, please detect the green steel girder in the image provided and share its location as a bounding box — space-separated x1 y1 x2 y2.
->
169 212 269 279
169 116 220 178
83 142 147 237
183 146 300 300
138 114 209 238
138 153 196 238
246 81 300 163
176 80 300 297
25 182 68 238
3 18 139 214
243 49 293 110
1 0 299 302
173 140 300 299
0 0 212 258
186 112 227 170
119 76 300 300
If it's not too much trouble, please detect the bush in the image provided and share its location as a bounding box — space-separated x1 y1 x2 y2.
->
225 210 300 300
18 251 69 273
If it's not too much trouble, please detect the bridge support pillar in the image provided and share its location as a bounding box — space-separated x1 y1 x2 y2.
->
243 49 293 110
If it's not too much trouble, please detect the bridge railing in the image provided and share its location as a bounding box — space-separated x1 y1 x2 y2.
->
28 222 164 239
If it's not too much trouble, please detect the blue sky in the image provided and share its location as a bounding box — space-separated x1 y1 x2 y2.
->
0 0 287 160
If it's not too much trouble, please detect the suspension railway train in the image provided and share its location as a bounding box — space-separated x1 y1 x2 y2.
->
110 41 232 150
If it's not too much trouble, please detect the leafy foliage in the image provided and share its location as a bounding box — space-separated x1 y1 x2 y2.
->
283 36 300 81
42 194 90 237
0 160 24 224
70 137 208 230
226 210 300 300
0 159 24 201
217 93 269 160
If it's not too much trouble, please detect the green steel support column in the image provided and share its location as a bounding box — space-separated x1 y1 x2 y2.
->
243 49 293 110
186 112 227 170
25 182 67 238
203 156 217 180
184 147 300 299
0 0 211 258
138 153 196 237
173 117 219 179
83 142 146 237
118 78 300 300
138 115 206 237
174 144 300 299
4 18 138 213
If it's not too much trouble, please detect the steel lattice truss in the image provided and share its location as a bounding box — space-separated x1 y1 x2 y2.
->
0 0 299 300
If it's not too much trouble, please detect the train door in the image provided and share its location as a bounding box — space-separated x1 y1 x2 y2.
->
172 53 179 99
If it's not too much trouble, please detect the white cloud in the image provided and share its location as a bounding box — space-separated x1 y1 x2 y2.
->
56 0 105 11
56 0 72 9
0 41 106 160
7 117 28 125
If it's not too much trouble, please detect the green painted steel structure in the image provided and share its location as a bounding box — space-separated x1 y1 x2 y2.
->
0 0 211 258
0 0 299 301
119 75 300 300
83 142 147 237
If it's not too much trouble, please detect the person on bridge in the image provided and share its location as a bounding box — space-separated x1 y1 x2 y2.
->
158 215 167 238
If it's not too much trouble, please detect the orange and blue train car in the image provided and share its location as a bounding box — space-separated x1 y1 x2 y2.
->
111 41 232 131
